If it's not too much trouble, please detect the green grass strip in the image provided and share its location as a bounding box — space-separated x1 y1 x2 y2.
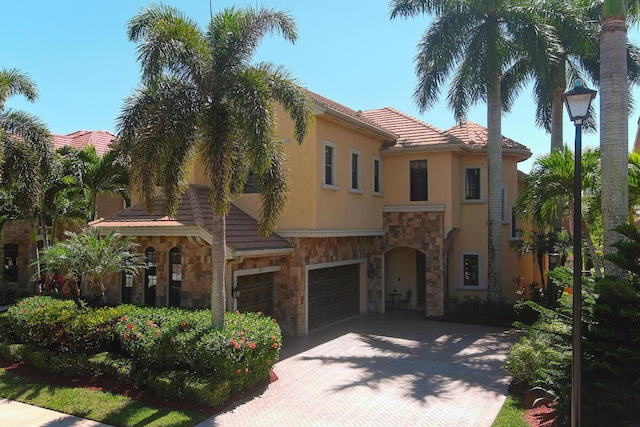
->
491 393 529 427
0 367 210 427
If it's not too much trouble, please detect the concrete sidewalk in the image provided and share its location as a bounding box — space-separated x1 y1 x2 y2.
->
197 312 519 427
0 398 111 427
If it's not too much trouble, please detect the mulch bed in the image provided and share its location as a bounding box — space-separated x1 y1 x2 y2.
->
509 381 559 427
0 355 277 415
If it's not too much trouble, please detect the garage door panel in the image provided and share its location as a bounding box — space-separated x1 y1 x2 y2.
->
237 272 274 316
308 264 359 330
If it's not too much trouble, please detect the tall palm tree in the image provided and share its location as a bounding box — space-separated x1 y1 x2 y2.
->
117 4 313 328
0 68 53 236
390 0 561 301
515 146 603 276
57 145 130 222
600 0 636 278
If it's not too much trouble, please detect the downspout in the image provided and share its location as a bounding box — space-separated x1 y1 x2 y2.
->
226 256 244 311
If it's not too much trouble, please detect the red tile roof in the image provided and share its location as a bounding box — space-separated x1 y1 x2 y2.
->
444 121 529 151
305 90 397 138
52 130 116 155
361 107 458 148
90 184 292 254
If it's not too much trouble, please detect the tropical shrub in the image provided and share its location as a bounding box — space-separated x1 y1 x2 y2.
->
582 223 640 426
7 295 134 353
444 295 515 326
4 296 283 405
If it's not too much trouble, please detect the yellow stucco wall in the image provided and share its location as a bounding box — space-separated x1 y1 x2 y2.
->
233 110 387 232
447 154 524 302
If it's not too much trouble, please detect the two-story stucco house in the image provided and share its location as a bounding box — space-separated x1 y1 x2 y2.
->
88 90 531 336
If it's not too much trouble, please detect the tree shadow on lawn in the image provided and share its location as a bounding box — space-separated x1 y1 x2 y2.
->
292 314 519 405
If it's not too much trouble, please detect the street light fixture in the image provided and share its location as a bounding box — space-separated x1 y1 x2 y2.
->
561 79 597 427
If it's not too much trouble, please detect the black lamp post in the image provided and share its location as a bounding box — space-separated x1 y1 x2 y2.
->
561 79 597 427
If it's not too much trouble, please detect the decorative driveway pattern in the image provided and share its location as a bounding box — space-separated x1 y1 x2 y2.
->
197 312 519 427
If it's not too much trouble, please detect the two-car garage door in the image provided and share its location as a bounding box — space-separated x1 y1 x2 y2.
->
308 264 360 331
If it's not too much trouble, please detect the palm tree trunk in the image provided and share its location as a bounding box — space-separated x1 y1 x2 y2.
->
487 71 503 302
211 211 226 329
581 216 603 278
600 6 629 278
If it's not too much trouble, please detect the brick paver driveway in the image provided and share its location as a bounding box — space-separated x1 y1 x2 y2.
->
197 312 519 427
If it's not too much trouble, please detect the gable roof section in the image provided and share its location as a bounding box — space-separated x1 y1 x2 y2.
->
362 107 531 160
53 130 116 155
90 184 292 258
305 90 398 141
361 107 460 150
445 122 531 158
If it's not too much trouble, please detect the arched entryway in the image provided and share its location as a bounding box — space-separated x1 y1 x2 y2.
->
384 247 426 312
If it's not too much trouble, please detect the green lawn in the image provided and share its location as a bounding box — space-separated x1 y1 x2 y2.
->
0 367 210 427
492 393 529 427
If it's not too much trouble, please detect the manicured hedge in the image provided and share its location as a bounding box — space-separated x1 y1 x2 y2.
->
3 296 282 406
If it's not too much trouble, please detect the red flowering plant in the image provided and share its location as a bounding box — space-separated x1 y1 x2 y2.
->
36 273 66 294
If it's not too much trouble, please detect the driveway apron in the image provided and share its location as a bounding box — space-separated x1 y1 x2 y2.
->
197 312 519 427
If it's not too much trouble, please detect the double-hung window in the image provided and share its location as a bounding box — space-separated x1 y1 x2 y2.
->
464 167 481 200
323 141 337 188
350 149 362 192
410 160 428 201
462 253 481 287
372 156 382 194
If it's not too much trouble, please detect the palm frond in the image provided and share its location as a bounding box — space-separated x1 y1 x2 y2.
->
0 68 38 110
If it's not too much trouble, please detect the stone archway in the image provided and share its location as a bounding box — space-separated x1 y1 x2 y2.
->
384 247 427 311
383 207 445 317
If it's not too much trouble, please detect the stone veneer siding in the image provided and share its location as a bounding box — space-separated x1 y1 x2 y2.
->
0 220 36 302
383 210 445 317
103 235 213 308
232 235 381 336
103 233 384 337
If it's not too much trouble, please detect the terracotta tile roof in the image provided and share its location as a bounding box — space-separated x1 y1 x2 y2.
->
52 130 116 155
304 90 397 138
444 121 530 151
90 184 292 254
361 107 459 148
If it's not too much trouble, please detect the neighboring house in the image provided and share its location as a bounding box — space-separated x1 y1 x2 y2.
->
0 130 124 302
91 91 531 336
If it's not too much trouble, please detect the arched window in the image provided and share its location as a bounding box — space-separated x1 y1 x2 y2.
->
3 243 18 283
144 247 157 306
168 247 181 307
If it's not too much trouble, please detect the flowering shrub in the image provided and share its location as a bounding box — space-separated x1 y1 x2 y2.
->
5 297 282 404
115 308 282 392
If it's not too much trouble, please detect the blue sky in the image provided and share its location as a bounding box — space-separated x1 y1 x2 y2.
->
3 0 640 173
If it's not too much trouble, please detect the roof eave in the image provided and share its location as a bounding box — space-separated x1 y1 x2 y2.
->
314 101 398 141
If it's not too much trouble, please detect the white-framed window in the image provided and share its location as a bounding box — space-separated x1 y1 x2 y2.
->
464 167 481 200
460 252 483 288
350 149 362 192
322 141 338 189
372 156 383 195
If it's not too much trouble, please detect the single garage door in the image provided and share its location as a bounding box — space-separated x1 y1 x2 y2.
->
236 272 274 316
308 264 360 330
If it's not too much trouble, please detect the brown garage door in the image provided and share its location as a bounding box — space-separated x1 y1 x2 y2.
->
308 264 360 330
236 272 274 316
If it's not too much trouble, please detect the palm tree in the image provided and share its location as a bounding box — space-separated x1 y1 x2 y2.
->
37 227 145 307
600 0 635 278
515 146 603 277
0 68 54 238
390 0 561 301
117 4 313 328
57 145 130 222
